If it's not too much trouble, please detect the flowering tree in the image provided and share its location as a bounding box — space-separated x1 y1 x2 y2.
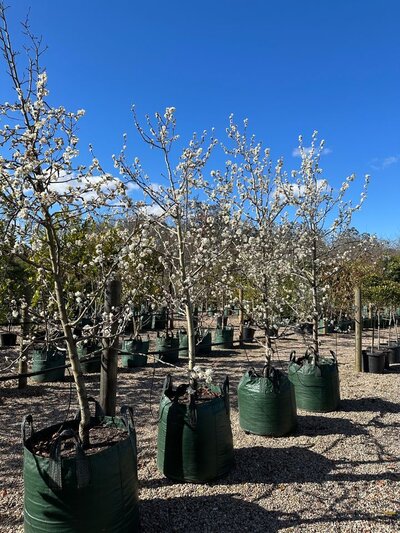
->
223 116 291 361
0 6 137 444
280 132 370 352
114 107 238 369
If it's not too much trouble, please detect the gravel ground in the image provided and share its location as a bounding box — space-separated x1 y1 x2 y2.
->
1 323 399 532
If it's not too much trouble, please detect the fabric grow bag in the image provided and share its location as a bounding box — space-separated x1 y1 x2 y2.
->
288 350 340 413
241 326 255 342
237 367 297 436
155 334 179 364
157 375 234 483
196 329 212 356
214 326 234 350
22 403 139 533
31 347 66 383
77 343 101 373
121 337 149 368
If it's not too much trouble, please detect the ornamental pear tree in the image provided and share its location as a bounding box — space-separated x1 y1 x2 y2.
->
280 132 370 353
114 107 239 370
222 115 291 361
0 6 139 444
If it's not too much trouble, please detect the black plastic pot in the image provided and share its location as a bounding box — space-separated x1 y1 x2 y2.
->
22 404 139 532
31 347 66 383
0 332 17 347
367 351 386 374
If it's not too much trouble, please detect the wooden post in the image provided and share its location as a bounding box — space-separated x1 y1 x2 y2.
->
100 278 121 416
238 288 244 347
18 306 29 389
354 286 362 372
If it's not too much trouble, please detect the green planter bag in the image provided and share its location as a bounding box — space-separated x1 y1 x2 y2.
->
156 333 179 364
237 366 297 436
288 349 340 413
31 347 66 383
22 401 139 532
157 375 234 483
196 329 212 356
77 342 101 373
214 326 234 350
121 337 149 368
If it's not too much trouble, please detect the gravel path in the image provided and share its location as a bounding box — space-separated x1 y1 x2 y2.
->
1 327 399 532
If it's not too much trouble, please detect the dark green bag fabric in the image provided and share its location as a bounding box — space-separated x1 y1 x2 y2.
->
31 347 66 383
155 334 179 364
121 337 149 368
288 350 340 413
214 326 234 350
157 375 234 483
23 402 139 532
77 342 101 373
237 367 297 436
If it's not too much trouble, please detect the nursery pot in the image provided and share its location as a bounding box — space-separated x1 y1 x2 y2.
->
237 367 297 436
151 309 167 331
241 326 255 342
157 375 234 483
196 330 212 356
22 404 139 532
178 330 189 357
214 326 234 350
380 342 400 365
155 334 179 364
364 348 386 374
288 351 340 413
77 342 101 373
121 338 149 368
0 331 17 347
31 347 66 383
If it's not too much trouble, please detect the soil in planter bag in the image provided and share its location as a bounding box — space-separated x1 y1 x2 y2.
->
288 349 340 413
22 400 139 533
237 366 297 436
157 375 234 483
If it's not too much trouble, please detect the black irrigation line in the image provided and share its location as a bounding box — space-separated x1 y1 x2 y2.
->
0 339 246 383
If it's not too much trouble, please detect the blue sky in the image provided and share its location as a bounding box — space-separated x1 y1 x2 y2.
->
3 0 400 240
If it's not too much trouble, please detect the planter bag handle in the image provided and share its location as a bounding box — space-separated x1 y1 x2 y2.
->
289 350 297 363
120 405 137 448
162 374 173 396
330 350 338 364
21 414 34 445
187 393 198 429
263 365 280 393
75 396 105 424
49 428 90 491
222 375 230 414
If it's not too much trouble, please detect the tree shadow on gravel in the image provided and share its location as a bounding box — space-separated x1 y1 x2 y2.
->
222 446 334 485
139 493 397 533
340 397 400 414
296 414 368 436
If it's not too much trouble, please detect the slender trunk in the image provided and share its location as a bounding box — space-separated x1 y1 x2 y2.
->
175 209 195 369
18 306 29 389
238 287 244 347
354 286 362 372
45 222 91 446
311 235 319 353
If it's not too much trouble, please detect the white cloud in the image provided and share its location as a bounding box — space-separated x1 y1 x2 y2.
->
276 179 330 199
369 154 400 170
292 147 332 157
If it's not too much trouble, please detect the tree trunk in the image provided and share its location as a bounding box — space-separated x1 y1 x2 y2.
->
354 286 362 372
45 221 91 446
18 306 29 389
100 278 121 416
